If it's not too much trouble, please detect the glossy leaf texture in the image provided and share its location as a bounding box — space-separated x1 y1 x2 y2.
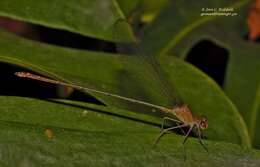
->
0 0 135 42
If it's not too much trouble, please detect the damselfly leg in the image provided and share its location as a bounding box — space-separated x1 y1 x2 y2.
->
182 125 194 144
153 124 188 146
161 117 186 135
197 126 208 151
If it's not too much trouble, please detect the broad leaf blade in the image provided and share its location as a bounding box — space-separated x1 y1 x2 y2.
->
0 29 250 146
0 96 259 166
0 0 135 42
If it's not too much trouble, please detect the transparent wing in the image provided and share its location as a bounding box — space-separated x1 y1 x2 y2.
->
113 18 183 109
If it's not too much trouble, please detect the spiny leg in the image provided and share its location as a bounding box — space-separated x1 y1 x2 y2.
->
181 126 193 160
197 126 208 152
182 125 194 144
161 117 186 135
153 124 188 146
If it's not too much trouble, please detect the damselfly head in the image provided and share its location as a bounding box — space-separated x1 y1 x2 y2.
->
198 116 208 129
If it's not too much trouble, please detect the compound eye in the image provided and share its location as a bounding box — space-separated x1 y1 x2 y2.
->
200 121 205 128
200 120 208 129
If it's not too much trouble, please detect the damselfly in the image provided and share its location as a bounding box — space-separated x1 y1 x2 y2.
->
15 71 208 150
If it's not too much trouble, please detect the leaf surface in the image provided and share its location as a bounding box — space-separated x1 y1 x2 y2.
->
0 0 135 42
0 96 259 166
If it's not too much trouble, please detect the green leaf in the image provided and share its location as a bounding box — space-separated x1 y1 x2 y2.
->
141 0 249 56
140 0 260 148
0 96 260 166
0 0 135 42
0 29 250 146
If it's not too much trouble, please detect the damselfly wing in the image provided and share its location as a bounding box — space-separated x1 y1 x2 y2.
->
113 19 208 150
